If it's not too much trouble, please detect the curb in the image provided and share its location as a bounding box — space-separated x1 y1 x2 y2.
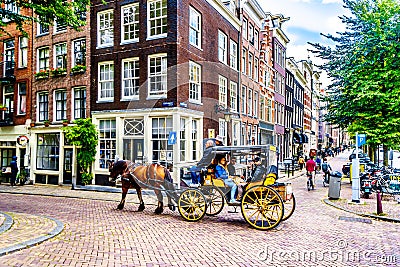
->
0 214 64 257
323 198 400 223
0 212 13 234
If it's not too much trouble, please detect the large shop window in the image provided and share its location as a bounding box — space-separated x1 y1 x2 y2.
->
152 117 173 166
37 133 60 170
99 120 116 169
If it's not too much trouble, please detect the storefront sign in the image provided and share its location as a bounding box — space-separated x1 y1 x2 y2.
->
17 135 29 146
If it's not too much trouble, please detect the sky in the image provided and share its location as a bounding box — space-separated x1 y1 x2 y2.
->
259 0 351 85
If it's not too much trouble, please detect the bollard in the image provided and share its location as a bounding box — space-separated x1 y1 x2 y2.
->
292 160 294 176
377 190 383 215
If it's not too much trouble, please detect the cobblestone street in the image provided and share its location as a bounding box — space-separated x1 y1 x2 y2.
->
0 151 399 266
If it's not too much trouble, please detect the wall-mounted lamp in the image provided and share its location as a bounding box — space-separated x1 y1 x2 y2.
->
215 104 233 122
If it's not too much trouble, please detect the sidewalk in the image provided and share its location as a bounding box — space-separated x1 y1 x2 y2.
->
322 150 400 222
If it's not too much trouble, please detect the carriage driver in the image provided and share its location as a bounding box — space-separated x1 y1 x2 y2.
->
189 139 216 187
215 157 239 204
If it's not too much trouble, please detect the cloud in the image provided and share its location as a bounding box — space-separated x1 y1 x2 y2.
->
322 0 342 3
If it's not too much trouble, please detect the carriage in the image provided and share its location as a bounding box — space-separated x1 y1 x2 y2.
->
178 144 295 230
109 144 295 230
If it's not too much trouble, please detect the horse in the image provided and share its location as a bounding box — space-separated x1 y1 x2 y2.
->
108 160 177 214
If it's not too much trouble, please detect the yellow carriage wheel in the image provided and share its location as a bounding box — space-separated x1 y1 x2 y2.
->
201 186 225 216
241 185 284 230
282 194 296 221
178 189 207 222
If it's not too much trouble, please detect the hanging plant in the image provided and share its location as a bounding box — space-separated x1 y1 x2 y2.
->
63 118 98 185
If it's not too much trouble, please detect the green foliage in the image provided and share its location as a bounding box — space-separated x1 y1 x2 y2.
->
63 118 98 185
0 0 90 36
309 0 400 152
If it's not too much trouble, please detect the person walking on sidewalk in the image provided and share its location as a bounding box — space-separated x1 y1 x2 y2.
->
321 158 332 184
10 156 18 187
298 156 305 170
305 156 316 190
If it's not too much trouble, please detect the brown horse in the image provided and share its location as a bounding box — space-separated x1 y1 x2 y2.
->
109 160 176 214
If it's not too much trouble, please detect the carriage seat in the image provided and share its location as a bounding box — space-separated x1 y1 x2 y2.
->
202 165 227 187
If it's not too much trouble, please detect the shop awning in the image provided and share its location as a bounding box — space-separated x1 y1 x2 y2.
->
293 132 303 144
302 134 309 143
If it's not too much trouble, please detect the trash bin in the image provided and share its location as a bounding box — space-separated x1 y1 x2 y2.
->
328 171 343 200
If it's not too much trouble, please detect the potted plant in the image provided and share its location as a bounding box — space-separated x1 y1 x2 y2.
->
0 104 7 111
44 120 50 127
51 67 67 77
34 69 50 80
62 119 69 126
30 121 36 127
70 64 86 75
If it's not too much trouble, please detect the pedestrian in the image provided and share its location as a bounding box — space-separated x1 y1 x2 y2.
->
305 156 316 189
321 158 332 184
298 156 305 170
10 156 18 187
227 157 237 176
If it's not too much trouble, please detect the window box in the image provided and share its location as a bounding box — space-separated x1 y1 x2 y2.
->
34 70 49 80
44 120 50 127
0 104 7 111
51 67 67 77
71 65 86 75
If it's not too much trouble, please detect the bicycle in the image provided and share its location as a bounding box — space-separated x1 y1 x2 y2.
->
307 171 314 191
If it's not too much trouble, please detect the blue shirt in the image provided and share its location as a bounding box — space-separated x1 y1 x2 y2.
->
215 164 229 180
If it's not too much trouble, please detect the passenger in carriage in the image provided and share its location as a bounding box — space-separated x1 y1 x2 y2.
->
189 139 216 187
215 157 239 204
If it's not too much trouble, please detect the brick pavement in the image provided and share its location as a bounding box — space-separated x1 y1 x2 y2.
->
0 152 399 266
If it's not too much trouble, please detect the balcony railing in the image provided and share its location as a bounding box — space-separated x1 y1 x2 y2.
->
0 61 15 79
0 109 13 126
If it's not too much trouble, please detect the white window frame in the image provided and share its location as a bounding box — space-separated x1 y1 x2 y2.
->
17 82 26 115
97 9 114 48
37 46 49 71
189 61 201 103
249 23 254 45
147 0 168 40
230 81 237 112
189 6 201 48
121 3 139 44
248 53 253 78
229 39 238 70
218 75 227 107
54 42 67 69
54 89 67 121
99 120 117 169
98 61 114 101
121 57 140 100
218 30 227 64
219 119 227 143
148 53 167 98
242 18 247 39
72 38 86 67
18 37 28 68
73 86 86 120
241 48 247 74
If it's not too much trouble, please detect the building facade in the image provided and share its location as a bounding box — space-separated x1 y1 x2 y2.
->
90 0 240 184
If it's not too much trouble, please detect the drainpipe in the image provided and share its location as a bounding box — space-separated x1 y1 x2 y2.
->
237 0 242 145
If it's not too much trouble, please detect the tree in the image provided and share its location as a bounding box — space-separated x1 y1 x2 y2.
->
63 118 98 185
309 0 400 165
0 0 90 36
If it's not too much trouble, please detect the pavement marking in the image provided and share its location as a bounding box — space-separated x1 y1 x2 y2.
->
338 216 372 224
0 212 64 257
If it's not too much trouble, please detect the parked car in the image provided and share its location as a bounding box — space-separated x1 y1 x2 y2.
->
349 152 367 161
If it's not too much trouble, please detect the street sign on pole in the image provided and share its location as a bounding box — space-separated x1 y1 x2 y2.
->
357 134 366 146
168 131 177 145
352 133 361 203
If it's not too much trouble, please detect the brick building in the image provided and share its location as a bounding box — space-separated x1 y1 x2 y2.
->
89 0 240 184
0 2 33 175
29 4 90 185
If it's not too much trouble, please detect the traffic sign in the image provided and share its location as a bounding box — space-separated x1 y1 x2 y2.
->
168 131 177 145
357 134 366 146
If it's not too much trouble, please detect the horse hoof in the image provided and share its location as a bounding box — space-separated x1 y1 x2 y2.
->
138 203 145 212
117 204 124 210
168 204 175 211
154 207 163 214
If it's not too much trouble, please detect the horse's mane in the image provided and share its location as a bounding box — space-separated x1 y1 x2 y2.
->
114 160 128 172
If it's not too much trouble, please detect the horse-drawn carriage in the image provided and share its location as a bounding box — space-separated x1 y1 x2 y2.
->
109 144 295 230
